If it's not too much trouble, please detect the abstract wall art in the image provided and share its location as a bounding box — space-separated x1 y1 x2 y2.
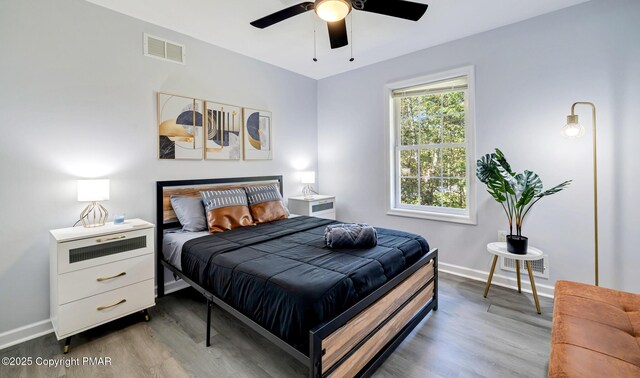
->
243 108 272 160
157 92 272 161
204 101 242 160
157 93 204 160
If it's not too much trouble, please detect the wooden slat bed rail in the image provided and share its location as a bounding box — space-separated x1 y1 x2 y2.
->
328 281 434 377
322 259 435 374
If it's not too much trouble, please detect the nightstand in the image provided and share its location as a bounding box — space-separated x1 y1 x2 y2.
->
49 219 155 353
288 195 336 220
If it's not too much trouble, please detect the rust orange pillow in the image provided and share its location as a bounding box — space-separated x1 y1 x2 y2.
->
244 185 289 224
200 188 253 233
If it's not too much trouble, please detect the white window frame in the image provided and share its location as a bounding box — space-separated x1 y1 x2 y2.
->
385 66 477 225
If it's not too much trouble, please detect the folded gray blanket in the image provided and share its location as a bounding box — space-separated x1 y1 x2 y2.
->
324 223 378 249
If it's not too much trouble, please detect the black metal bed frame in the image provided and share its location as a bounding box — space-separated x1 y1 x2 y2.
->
156 176 438 378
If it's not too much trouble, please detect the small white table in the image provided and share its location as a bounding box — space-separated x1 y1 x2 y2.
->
484 242 543 314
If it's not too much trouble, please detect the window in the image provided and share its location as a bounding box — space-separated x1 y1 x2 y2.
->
387 67 476 224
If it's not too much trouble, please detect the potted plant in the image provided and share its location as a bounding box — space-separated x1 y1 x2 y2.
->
476 148 571 254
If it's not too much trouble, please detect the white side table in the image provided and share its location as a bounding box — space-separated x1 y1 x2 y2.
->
484 242 543 314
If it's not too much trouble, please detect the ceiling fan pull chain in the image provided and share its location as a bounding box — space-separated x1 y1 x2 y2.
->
313 15 318 62
349 12 355 62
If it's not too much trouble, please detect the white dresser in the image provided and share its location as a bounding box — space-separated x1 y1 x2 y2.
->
49 219 155 353
288 195 336 220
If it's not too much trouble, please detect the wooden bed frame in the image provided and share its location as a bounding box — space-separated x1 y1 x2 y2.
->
156 176 438 378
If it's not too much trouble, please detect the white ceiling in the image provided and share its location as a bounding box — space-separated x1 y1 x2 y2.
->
85 0 590 79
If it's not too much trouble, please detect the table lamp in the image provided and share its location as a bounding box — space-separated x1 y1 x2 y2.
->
301 171 316 199
77 179 110 227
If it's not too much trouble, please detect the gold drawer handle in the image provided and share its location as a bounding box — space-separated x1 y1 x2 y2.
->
96 235 126 243
97 299 126 311
96 272 126 282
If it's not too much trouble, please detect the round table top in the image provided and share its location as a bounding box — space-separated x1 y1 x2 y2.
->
487 242 543 261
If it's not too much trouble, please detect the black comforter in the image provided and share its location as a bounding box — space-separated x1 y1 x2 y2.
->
181 216 430 353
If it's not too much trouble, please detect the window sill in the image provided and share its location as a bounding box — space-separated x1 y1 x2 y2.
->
386 208 477 225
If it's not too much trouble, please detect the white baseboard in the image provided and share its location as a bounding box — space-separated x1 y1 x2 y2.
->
0 319 53 350
1 280 192 351
439 262 555 299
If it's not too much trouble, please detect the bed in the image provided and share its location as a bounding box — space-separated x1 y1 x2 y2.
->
156 176 438 378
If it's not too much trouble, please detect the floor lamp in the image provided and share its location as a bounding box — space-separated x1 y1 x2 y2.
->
561 102 599 286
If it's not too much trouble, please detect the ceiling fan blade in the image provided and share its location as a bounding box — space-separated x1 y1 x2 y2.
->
250 2 314 29
327 19 348 49
359 0 428 22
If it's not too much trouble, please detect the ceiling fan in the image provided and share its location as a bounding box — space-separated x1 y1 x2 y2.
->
250 0 429 49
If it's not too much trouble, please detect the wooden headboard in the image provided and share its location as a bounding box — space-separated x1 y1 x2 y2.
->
156 176 283 230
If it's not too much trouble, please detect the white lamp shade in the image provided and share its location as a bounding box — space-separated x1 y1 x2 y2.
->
300 171 316 184
77 179 110 202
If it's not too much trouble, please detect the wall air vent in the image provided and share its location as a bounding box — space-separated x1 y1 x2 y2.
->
500 255 549 279
143 33 185 64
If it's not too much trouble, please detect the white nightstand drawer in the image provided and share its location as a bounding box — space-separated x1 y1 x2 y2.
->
56 279 154 338
57 228 153 274
58 253 154 305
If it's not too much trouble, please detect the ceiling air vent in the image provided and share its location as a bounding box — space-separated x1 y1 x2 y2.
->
143 33 185 64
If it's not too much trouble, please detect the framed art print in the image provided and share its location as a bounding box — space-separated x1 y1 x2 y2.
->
204 101 242 160
157 92 204 160
243 108 272 160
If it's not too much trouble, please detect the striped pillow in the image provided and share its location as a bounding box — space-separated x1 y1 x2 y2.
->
244 185 289 224
200 188 253 233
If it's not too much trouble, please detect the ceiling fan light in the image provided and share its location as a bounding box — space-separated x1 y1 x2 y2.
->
315 0 352 22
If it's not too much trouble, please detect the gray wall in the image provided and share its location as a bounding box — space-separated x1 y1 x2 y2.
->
0 0 318 333
317 0 640 292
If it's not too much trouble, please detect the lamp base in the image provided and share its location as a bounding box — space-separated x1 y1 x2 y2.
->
80 201 108 228
302 184 315 200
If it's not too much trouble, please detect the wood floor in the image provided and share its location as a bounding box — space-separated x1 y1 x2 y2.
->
0 273 554 378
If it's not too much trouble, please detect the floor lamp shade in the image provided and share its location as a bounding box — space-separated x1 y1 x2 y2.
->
77 179 110 227
561 115 585 138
